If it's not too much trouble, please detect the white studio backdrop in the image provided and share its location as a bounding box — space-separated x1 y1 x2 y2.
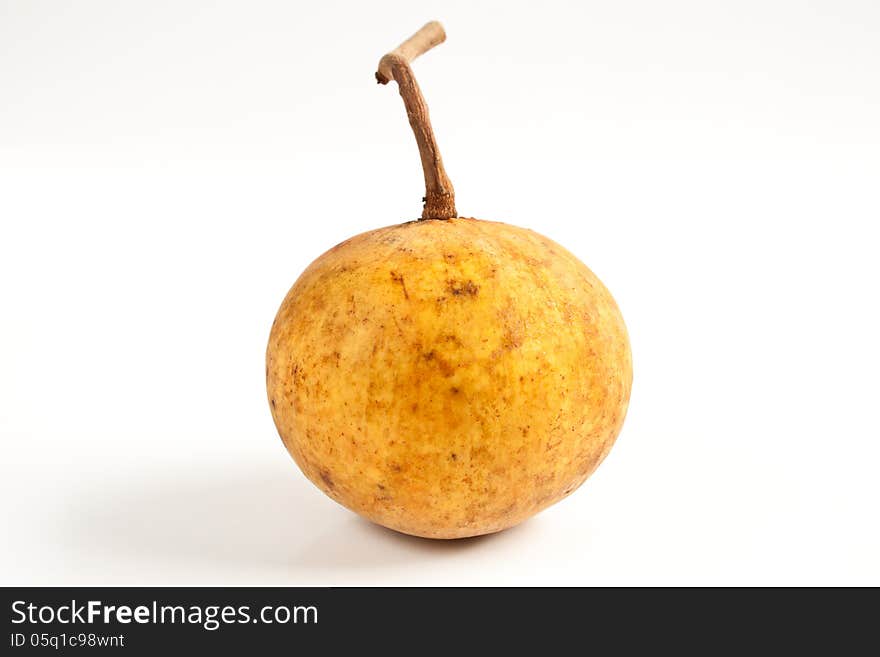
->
1 0 878 585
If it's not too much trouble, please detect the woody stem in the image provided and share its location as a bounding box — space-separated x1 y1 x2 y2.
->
376 22 457 220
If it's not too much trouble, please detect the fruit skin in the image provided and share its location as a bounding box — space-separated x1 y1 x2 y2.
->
266 217 632 539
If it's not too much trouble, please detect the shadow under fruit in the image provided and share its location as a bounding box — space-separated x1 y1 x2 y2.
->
266 22 632 539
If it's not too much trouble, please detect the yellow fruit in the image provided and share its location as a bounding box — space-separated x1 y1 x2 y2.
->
267 217 631 538
266 22 632 538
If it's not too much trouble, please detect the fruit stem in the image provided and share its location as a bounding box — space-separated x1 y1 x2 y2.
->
376 21 457 221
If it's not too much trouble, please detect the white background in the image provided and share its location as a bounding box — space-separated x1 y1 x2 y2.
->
2 0 878 585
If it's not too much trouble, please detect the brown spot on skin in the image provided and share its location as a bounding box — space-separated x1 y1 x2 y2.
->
270 398 276 409
499 305 525 350
377 484 386 490
320 470 335 489
447 279 479 297
470 446 490 461
423 350 456 377
450 387 460 394
390 271 409 299
390 462 403 472
444 253 457 263
503 331 523 349
450 453 457 461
